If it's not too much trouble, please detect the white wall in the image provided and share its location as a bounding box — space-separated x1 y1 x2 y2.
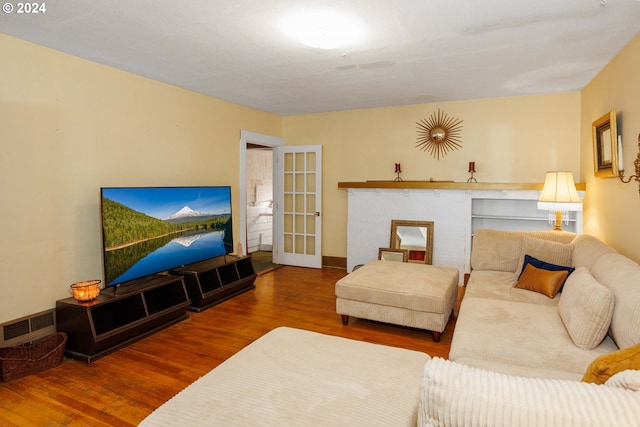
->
346 189 469 278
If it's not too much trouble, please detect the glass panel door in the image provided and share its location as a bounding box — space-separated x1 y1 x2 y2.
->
275 145 322 268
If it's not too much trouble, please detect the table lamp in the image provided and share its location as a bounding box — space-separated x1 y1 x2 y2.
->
537 171 582 231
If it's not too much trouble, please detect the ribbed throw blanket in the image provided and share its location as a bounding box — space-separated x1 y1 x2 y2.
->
419 357 640 427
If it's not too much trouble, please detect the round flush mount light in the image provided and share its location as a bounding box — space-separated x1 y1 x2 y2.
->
283 11 365 49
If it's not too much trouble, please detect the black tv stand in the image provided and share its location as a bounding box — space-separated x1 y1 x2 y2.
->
56 274 190 362
171 255 256 312
110 273 171 297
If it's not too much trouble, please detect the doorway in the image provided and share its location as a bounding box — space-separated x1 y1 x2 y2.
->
239 130 283 274
246 144 275 273
239 131 322 271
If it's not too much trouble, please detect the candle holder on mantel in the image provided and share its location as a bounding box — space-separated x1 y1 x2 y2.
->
394 163 403 181
467 161 477 183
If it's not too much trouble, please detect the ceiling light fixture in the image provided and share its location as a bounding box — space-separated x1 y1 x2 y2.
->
283 11 364 50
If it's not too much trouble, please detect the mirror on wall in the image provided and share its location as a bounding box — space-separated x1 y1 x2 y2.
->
592 109 619 178
389 220 434 265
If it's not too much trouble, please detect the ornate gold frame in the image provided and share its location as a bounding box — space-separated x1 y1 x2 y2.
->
592 109 619 178
389 220 434 265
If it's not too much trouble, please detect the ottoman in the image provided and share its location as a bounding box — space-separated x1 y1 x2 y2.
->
335 260 459 342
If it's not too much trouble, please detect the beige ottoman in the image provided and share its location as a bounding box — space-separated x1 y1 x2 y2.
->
336 260 459 342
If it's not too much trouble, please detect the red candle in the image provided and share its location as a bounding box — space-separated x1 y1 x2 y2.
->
395 163 402 173
468 161 476 173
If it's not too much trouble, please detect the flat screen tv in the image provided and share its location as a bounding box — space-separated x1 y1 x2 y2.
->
100 186 233 288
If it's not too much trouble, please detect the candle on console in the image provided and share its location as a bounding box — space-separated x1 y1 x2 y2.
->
618 135 624 170
468 161 476 173
395 163 402 173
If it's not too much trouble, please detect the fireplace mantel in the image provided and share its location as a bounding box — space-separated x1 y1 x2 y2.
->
338 181 586 191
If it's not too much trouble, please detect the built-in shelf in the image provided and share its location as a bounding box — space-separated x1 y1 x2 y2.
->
471 193 582 233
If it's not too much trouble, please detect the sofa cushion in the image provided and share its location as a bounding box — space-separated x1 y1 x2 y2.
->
471 229 575 273
465 270 559 305
449 297 618 380
571 233 618 270
591 253 640 349
514 235 574 277
583 343 640 384
470 229 526 272
419 357 640 427
605 369 640 391
515 263 568 298
558 267 614 350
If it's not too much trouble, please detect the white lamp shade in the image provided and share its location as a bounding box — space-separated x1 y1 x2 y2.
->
537 171 582 212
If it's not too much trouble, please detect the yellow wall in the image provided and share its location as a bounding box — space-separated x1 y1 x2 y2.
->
284 93 581 258
0 34 281 323
581 33 640 262
2 28 637 324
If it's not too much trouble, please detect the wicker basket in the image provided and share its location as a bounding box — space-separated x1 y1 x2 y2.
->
0 332 67 382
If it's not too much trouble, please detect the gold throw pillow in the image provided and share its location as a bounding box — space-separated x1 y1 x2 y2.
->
582 343 640 384
514 263 568 298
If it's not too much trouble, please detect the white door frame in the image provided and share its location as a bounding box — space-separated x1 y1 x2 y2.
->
239 130 283 257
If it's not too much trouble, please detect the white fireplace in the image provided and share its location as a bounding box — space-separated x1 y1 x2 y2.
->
343 184 583 282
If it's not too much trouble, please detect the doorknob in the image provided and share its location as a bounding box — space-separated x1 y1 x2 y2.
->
315 212 320 216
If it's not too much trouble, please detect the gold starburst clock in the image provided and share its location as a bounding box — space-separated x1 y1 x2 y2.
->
416 109 464 159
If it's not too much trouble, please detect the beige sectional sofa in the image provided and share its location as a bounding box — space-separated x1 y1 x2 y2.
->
417 228 640 426
450 228 640 380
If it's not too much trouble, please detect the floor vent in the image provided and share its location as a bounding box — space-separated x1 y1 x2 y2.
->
1 309 56 347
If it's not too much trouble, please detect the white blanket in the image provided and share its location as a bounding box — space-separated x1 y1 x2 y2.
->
140 327 430 426
420 357 640 427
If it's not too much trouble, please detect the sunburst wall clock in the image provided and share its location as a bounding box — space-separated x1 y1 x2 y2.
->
416 109 464 160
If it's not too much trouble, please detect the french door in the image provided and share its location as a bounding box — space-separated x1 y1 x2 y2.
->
274 145 322 268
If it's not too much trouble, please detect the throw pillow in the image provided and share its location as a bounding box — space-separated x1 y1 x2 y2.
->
518 254 575 279
582 342 640 384
557 267 614 349
514 236 574 276
605 370 640 392
514 263 568 298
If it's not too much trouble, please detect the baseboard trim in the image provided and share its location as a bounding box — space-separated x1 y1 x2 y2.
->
322 256 346 269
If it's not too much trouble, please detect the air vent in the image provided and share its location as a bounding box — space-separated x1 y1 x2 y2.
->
1 309 56 347
31 311 55 331
3 320 29 341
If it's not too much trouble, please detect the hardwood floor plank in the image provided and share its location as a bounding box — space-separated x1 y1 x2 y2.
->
0 266 460 426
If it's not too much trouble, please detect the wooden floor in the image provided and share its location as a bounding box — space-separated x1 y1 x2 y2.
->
0 266 463 426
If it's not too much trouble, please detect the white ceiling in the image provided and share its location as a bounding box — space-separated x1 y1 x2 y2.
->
1 0 639 115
